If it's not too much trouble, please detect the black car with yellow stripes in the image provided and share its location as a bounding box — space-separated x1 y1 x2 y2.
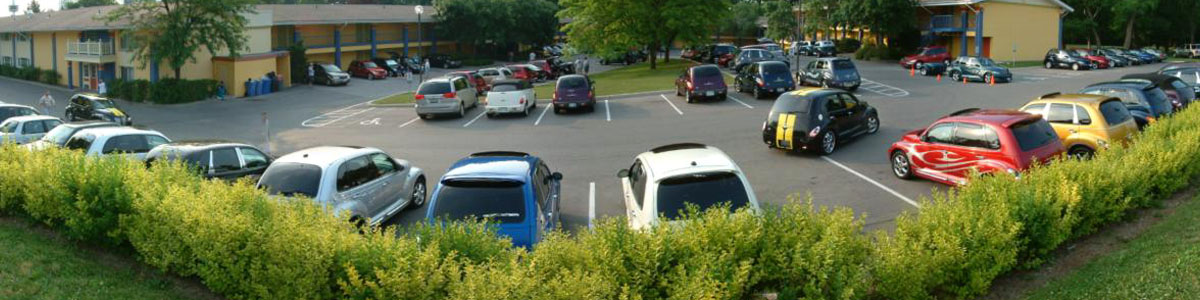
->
762 88 880 155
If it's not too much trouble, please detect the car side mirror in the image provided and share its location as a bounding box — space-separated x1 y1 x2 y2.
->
1079 119 1092 125
617 169 630 178
551 172 563 181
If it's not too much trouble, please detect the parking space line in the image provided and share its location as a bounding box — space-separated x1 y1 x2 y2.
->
301 104 375 128
533 105 551 126
727 96 754 109
397 117 420 128
659 94 684 115
820 156 920 208
461 111 486 128
858 79 910 98
605 100 611 122
588 182 596 230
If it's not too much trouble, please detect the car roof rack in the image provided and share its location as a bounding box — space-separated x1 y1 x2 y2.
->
947 108 981 117
650 143 707 153
469 151 530 158
1038 92 1062 99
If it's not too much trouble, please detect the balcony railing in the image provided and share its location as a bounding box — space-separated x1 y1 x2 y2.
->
67 41 115 56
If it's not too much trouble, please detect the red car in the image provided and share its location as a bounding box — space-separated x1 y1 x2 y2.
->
449 70 487 94
348 60 388 80
506 65 538 83
1070 49 1111 69
899 46 951 69
888 109 1065 186
530 60 557 80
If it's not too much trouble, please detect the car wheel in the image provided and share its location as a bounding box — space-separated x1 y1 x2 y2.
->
753 87 762 99
920 67 930 76
821 80 829 88
686 90 694 103
819 130 837 155
891 151 914 179
486 112 495 118
951 72 961 82
1045 61 1053 69
985 73 993 84
866 114 879 134
914 62 924 70
523 105 531 117
1072 63 1080 71
1069 146 1094 159
409 178 427 208
676 86 683 96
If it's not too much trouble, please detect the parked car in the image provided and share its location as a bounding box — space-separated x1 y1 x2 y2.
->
427 54 462 69
1141 48 1167 61
1094 48 1130 67
1070 49 1111 69
65 94 132 125
415 76 480 119
484 80 537 118
760 43 786 58
386 52 424 74
762 88 879 154
546 56 575 76
371 58 402 77
1044 48 1094 71
811 40 836 57
0 103 40 124
426 151 562 248
553 74 596 114
681 47 702 61
530 60 558 80
257 146 426 227
448 71 487 95
917 62 947 76
888 109 1064 186
348 60 388 80
0 115 62 145
1125 49 1160 63
478 67 513 89
1157 64 1200 97
63 127 171 161
505 64 539 83
733 48 786 72
146 141 272 181
676 64 729 102
900 46 951 69
704 44 738 64
1121 73 1195 110
946 56 1012 83
23 121 117 151
313 63 351 86
1178 44 1200 58
798 57 861 91
617 143 760 230
1079 81 1174 129
1018 93 1138 158
793 41 813 56
734 61 795 100
1102 48 1143 66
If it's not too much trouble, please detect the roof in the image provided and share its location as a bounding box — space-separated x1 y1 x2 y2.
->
0 4 435 33
273 146 377 168
942 109 1040 127
1085 80 1154 90
917 0 1073 12
442 155 535 182
74 126 165 138
2 115 59 123
639 144 739 180
1033 93 1117 105
1121 73 1183 85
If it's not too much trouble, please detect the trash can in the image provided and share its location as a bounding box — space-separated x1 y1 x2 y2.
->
244 80 252 97
271 77 281 92
249 80 260 97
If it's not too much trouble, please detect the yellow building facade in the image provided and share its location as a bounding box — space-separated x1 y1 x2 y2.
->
918 0 1072 62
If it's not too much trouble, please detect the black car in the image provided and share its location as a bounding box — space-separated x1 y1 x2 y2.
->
427 54 462 69
1157 64 1200 97
703 44 737 64
26 121 117 149
65 94 132 125
371 58 402 77
386 52 424 74
733 49 789 72
735 61 795 99
146 141 273 181
0 104 40 124
1121 73 1195 110
798 58 861 91
810 41 836 57
762 88 880 155
916 62 947 76
946 56 1012 83
1080 81 1174 129
312 63 351 86
1044 48 1094 71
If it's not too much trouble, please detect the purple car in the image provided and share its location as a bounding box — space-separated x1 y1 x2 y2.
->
552 75 597 114
676 64 728 103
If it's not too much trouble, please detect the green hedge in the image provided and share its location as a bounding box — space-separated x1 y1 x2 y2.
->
1 105 1199 299
0 65 60 86
106 78 217 104
834 39 862 54
854 44 904 61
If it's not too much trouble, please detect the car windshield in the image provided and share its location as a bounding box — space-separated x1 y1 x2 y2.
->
832 60 856 70
491 82 525 92
1009 119 1058 152
42 125 82 145
558 77 587 89
977 58 996 66
431 179 526 224
258 162 322 198
385 60 398 67
0 121 15 133
362 62 378 68
693 66 721 78
418 82 452 95
321 64 342 73
92 99 116 110
655 171 750 220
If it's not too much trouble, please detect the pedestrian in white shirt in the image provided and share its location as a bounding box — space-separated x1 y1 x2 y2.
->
530 51 536 62
97 80 107 96
38 91 55 115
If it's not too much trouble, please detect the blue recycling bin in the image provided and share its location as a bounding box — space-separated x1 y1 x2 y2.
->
261 79 271 95
249 80 260 97
244 81 252 97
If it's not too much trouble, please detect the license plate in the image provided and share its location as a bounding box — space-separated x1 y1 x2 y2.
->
776 88 784 92
706 91 714 96
569 103 577 108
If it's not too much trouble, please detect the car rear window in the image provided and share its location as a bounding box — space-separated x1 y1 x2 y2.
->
1144 88 1173 115
714 46 735 55
558 77 587 89
832 60 856 70
656 172 750 220
1009 119 1059 152
258 162 322 198
770 96 812 115
418 82 452 95
1099 99 1132 125
0 107 38 122
491 82 527 92
431 179 526 224
761 63 789 75
693 66 720 77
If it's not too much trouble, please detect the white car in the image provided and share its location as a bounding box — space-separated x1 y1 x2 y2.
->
63 127 170 160
0 115 63 145
617 143 760 230
0 103 41 124
484 79 537 117
1181 44 1200 58
478 67 514 89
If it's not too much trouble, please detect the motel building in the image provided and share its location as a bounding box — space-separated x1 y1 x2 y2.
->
0 4 452 97
916 0 1074 62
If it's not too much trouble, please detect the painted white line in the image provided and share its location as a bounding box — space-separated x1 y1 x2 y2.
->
360 117 382 126
588 182 596 230
820 156 920 208
727 96 754 109
659 94 684 115
604 100 611 121
319 107 375 127
301 102 372 127
461 111 486 128
397 117 420 128
533 104 551 126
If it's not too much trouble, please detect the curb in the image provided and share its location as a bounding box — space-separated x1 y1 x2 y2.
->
0 76 76 93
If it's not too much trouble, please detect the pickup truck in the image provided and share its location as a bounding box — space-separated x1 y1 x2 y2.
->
485 79 537 118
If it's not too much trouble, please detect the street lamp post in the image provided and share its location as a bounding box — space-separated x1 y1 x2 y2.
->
416 5 424 82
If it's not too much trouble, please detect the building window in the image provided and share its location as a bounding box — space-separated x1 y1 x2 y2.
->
17 34 28 42
17 58 30 67
0 33 9 41
119 34 138 52
1 57 11 66
121 67 134 80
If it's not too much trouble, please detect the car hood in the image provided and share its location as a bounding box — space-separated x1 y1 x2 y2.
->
97 108 130 117
23 140 55 151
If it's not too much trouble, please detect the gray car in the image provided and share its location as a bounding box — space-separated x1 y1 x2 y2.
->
0 115 63 145
256 146 426 227
415 76 480 119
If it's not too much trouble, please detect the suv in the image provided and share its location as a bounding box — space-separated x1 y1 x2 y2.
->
415 76 480 119
900 46 951 69
146 142 273 181
798 57 861 91
762 88 879 154
313 63 351 86
478 67 513 88
1179 44 1200 58
64 127 171 161
677 64 729 102
348 60 388 80
65 94 132 125
617 143 760 230
426 151 562 248
1044 48 1094 70
946 56 1012 84
0 104 39 124
553 74 597 113
24 121 117 150
735 61 794 99
257 146 426 227
1080 81 1174 129
811 40 836 57
888 109 1064 186
0 115 62 145
1019 93 1138 158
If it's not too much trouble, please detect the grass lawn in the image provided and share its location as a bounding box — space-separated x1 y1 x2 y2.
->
0 219 210 300
999 61 1046 68
1024 195 1200 299
373 91 415 105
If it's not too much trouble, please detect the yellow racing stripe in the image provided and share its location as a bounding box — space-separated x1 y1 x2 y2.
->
775 113 796 150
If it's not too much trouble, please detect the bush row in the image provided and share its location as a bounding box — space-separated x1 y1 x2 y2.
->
833 38 862 54
105 78 218 104
854 43 905 61
0 65 60 86
1 106 1198 299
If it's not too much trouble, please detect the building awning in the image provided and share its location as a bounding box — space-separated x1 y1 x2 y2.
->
917 0 1073 13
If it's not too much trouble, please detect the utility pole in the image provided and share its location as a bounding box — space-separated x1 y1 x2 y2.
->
415 5 424 83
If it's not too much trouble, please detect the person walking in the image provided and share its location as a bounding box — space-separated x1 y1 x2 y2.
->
308 63 316 85
97 80 107 96
529 51 536 62
583 55 590 75
423 59 430 73
405 68 413 85
37 91 55 115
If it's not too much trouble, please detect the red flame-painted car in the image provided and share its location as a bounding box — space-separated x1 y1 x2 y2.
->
888 108 1064 186
900 46 951 69
1071 49 1111 69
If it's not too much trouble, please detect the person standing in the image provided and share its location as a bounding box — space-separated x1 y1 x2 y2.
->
583 56 590 75
97 80 107 96
423 59 430 73
38 91 55 115
308 64 316 85
405 68 413 85
217 81 227 101
529 51 536 62
262 112 271 155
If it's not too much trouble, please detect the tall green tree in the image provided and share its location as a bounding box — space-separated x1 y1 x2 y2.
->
103 0 257 79
26 0 41 14
722 1 761 43
763 1 797 41
1111 0 1159 48
433 0 558 57
63 0 115 10
559 0 727 69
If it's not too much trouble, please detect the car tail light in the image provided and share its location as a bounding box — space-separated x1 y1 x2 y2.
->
520 97 526 105
444 92 457 98
415 94 425 100
588 90 594 98
686 81 694 91
756 78 765 87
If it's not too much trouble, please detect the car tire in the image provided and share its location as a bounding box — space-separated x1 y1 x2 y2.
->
753 88 762 100
686 90 694 103
866 114 879 134
985 73 994 84
409 178 427 208
523 105 531 117
951 72 961 82
1069 146 1094 159
486 112 495 118
820 80 829 88
1072 63 1080 71
1045 61 1053 69
943 59 950 66
914 62 924 70
588 104 596 113
676 87 683 96
818 130 836 155
920 67 930 76
891 150 914 179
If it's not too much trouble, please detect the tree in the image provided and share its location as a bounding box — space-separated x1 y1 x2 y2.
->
63 0 116 10
723 1 761 44
1111 0 1159 48
103 0 256 79
763 1 797 41
853 0 917 45
559 0 728 69
24 0 41 14
433 0 558 57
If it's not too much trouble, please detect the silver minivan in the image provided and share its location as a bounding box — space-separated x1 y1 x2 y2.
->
415 76 479 119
